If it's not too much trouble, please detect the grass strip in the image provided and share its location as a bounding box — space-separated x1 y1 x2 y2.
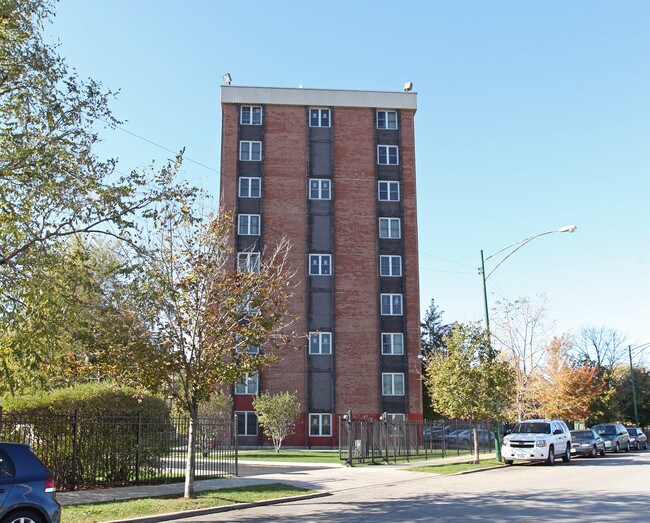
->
61 483 314 523
408 458 502 475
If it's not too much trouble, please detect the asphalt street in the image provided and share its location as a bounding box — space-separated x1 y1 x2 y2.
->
171 451 650 522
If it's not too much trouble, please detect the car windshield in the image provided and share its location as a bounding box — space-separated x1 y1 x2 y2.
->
512 422 550 434
595 426 616 435
571 430 593 439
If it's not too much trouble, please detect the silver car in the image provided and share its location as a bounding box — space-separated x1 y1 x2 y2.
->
570 429 606 457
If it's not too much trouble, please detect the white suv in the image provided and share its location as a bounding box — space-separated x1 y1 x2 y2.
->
502 419 572 465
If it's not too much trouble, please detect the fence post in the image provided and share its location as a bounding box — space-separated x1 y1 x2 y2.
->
233 415 239 477
135 412 142 485
71 410 79 491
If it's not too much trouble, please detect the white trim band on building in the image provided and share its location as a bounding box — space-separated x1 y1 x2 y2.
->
221 85 417 110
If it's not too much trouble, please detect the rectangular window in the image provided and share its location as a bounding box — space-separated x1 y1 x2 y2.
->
382 333 404 355
239 141 262 161
238 214 260 235
237 252 261 273
309 179 331 200
380 255 402 277
309 413 332 436
381 294 403 316
236 345 259 354
236 411 258 436
238 177 261 198
377 145 399 165
382 373 405 396
386 413 405 423
309 108 331 127
377 110 398 130
378 217 401 239
378 181 400 201
309 254 332 275
240 106 262 125
235 373 258 395
309 332 332 355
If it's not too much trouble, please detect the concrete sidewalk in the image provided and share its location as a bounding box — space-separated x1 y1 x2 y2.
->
57 454 496 507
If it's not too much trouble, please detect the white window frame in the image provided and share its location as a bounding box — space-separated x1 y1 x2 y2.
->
377 110 398 130
378 181 400 202
239 141 262 161
240 106 262 125
382 373 405 396
309 254 332 276
381 293 403 316
386 413 405 423
309 332 332 355
377 145 399 165
238 214 260 235
238 177 261 198
378 217 401 239
309 108 331 128
237 252 261 273
235 373 258 395
382 333 404 355
309 413 332 436
235 411 258 436
379 255 402 277
309 179 331 200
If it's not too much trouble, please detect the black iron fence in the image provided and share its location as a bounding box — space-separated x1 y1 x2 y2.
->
339 416 497 465
0 409 237 490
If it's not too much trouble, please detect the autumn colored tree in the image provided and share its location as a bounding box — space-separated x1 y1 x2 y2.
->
253 391 301 453
532 336 605 421
96 208 300 498
424 322 515 463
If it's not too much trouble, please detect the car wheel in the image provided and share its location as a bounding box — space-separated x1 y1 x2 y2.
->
1 510 44 523
590 445 597 458
562 445 571 463
643 442 648 450
600 447 606 456
503 459 513 465
546 446 555 465
625 442 630 453
614 442 620 453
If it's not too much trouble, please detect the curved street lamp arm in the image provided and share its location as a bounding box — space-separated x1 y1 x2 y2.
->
486 233 552 280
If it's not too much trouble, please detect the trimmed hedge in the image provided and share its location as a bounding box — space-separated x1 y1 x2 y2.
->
0 383 173 488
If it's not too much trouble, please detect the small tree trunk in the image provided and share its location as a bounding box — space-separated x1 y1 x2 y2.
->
184 411 198 499
473 426 480 464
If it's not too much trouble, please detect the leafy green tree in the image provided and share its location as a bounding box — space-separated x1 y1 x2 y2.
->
253 391 301 453
0 0 194 296
96 208 299 498
424 322 515 463
0 238 154 395
606 365 650 427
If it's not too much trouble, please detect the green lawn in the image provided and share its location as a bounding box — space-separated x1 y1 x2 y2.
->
237 449 343 463
61 483 314 523
408 458 503 475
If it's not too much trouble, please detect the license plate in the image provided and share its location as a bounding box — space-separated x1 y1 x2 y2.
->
515 451 528 459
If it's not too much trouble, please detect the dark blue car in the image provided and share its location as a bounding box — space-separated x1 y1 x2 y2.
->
0 443 60 523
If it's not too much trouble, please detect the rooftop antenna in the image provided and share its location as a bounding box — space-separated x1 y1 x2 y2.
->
223 73 232 85
404 81 413 92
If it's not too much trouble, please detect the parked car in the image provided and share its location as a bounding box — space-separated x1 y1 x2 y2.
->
570 429 606 457
626 427 648 450
592 423 630 453
456 429 493 449
0 442 60 523
501 419 572 465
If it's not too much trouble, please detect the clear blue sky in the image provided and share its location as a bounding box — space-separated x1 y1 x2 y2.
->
49 1 650 357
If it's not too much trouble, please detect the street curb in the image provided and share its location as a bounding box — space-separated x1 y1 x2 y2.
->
102 491 331 523
449 464 508 475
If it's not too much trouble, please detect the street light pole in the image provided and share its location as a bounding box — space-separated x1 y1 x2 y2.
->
480 225 577 462
628 345 639 427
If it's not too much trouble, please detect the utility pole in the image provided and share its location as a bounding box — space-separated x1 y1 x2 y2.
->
628 345 639 427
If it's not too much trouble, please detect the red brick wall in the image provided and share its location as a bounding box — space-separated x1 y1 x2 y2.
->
333 107 381 415
400 109 423 419
259 105 308 438
220 104 239 258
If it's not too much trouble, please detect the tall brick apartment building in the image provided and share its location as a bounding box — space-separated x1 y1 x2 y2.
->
220 85 422 447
